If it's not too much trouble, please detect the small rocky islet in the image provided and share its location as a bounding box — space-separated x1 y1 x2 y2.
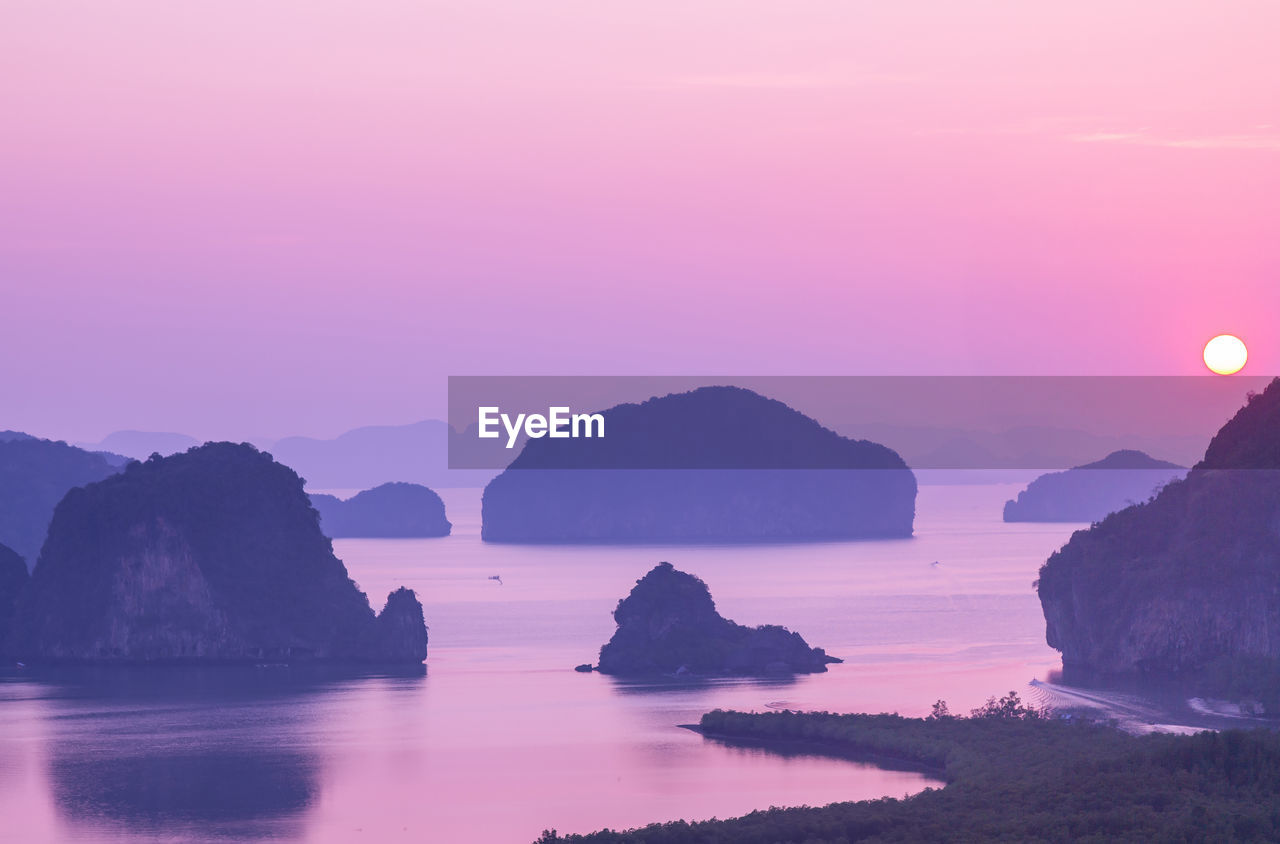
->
310 481 452 538
581 561 840 677
1003 449 1185 523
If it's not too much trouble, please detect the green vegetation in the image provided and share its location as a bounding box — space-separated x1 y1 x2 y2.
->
536 697 1280 843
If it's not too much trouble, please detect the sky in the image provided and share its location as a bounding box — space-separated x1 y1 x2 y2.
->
2 1 1277 442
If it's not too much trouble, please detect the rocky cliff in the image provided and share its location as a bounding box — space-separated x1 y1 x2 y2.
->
0 542 27 657
13 443 427 663
481 386 916 542
1037 379 1280 679
1003 450 1185 523
310 482 451 538
593 562 840 676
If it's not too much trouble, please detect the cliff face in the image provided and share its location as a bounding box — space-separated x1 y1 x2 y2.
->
0 543 27 657
595 562 840 676
482 386 916 542
1003 450 1185 523
14 443 427 663
0 437 121 567
1037 379 1280 677
310 483 451 538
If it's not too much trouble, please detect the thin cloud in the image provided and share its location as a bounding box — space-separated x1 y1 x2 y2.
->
1069 131 1280 151
654 71 915 91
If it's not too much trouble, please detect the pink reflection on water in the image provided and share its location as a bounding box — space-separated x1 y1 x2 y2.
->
0 483 1075 842
302 664 938 842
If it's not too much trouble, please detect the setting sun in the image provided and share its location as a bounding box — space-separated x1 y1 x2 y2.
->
1204 334 1248 375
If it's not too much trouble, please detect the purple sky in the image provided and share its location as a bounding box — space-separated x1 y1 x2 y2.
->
3 1 1277 442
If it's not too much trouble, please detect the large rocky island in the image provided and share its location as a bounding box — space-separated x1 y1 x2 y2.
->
590 562 840 676
481 386 916 542
310 482 451 538
12 443 427 663
1037 378 1280 690
1003 449 1185 523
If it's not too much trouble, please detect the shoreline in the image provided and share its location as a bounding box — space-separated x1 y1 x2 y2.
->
680 724 950 782
1031 678 1276 735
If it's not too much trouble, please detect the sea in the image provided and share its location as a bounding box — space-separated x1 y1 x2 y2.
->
0 481 1248 842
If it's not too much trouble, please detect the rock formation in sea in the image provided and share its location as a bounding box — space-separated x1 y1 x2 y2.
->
367 587 431 662
0 436 122 567
1003 450 1185 523
1037 378 1280 680
481 386 917 542
309 483 451 538
0 542 27 657
592 562 841 676
13 442 427 663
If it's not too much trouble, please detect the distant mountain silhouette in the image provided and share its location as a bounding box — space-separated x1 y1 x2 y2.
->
845 422 1208 470
0 437 122 567
310 483 451 538
14 443 427 663
592 562 840 676
0 430 35 442
268 421 493 489
481 386 916 542
1003 450 1185 523
78 431 200 461
1037 379 1280 693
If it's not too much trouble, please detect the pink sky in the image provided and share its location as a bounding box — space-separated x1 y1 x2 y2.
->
2 1 1277 442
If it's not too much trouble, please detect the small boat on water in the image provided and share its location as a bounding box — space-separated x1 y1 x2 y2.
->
488 575 503 585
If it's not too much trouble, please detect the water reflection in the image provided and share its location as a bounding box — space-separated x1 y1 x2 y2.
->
694 730 944 777
52 750 316 833
0 486 1081 841
17 665 425 840
24 663 425 701
604 673 798 696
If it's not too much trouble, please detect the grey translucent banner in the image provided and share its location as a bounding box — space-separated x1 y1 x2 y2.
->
447 375 1275 470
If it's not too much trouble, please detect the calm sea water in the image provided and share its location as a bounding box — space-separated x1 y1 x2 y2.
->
2 482 1088 842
